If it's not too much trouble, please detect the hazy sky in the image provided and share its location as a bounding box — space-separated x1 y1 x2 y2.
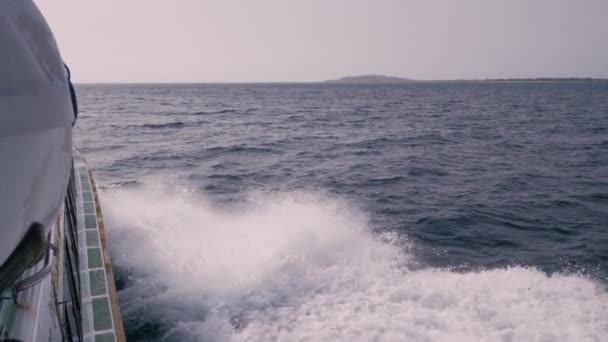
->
35 0 608 83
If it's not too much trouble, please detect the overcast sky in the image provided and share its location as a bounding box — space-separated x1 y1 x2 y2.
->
35 0 608 83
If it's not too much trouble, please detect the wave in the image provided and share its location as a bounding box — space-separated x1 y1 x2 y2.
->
105 180 143 189
204 145 282 156
103 182 608 342
192 109 239 115
142 121 185 129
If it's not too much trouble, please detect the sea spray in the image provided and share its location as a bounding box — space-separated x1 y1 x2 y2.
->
103 183 608 342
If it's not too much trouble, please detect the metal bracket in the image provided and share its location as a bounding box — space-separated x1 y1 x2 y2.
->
13 243 56 293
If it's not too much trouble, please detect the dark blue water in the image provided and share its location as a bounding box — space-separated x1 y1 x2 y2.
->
75 82 608 341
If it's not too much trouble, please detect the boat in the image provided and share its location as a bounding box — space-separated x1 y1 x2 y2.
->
0 1 125 341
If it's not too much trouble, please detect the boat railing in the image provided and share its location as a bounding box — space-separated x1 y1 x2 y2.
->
0 223 50 296
13 240 56 293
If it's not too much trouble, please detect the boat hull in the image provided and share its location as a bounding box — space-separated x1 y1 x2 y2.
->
0 0 74 268
0 153 126 342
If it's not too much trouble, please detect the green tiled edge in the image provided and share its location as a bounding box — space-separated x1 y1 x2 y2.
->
85 214 97 229
83 191 94 202
89 270 107 297
86 230 100 247
81 177 91 188
84 202 95 213
95 332 116 342
76 158 120 340
92 297 112 331
88 248 103 269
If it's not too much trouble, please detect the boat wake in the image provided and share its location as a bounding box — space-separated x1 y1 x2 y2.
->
103 181 608 342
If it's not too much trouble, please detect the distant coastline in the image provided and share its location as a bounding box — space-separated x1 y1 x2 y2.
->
324 75 601 84
483 77 594 82
74 77 607 85
325 75 415 84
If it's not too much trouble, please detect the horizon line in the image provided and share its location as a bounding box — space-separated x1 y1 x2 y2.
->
74 77 607 85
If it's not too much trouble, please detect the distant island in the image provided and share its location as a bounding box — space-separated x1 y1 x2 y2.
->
323 75 602 84
326 75 415 84
484 77 594 82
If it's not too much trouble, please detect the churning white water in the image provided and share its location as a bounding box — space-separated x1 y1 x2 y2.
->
103 183 608 342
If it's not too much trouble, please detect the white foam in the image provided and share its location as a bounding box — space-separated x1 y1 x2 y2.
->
104 184 608 342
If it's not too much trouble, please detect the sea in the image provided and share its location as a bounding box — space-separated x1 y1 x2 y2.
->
74 82 608 341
